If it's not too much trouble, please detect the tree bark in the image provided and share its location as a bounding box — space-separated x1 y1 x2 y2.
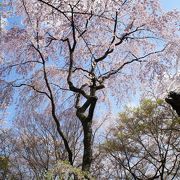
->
82 121 93 172
76 95 97 173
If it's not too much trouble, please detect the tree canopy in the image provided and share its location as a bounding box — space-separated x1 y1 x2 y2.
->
104 99 180 179
0 0 179 179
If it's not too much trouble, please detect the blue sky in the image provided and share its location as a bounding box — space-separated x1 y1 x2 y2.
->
160 0 180 10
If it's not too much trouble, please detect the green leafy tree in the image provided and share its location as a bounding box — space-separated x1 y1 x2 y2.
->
104 99 180 179
0 156 9 179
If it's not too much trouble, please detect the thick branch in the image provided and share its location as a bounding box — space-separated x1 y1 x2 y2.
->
94 25 144 63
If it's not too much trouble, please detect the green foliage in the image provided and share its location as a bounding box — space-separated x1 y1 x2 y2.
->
140 99 156 115
104 98 179 152
0 156 9 172
0 156 9 179
156 98 164 105
44 160 94 180
103 98 179 179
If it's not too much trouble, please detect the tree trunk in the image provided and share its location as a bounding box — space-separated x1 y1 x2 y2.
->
82 121 93 172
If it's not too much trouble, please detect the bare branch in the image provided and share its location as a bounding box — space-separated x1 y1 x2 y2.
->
1 60 42 73
99 46 167 81
73 67 90 74
11 83 51 98
94 26 145 63
31 42 74 165
50 83 70 91
78 11 93 38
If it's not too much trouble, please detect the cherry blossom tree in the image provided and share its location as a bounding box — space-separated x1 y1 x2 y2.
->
1 0 179 175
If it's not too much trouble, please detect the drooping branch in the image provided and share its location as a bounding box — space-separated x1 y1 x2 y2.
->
62 6 91 100
99 46 168 82
37 0 114 22
1 60 42 73
94 25 145 63
45 32 58 47
30 43 74 165
37 0 71 21
50 83 71 91
37 0 96 62
21 0 34 30
11 83 51 98
78 11 93 38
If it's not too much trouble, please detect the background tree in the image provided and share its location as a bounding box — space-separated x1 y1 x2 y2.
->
1 0 179 176
0 127 10 180
0 120 20 179
103 99 180 179
12 108 83 179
